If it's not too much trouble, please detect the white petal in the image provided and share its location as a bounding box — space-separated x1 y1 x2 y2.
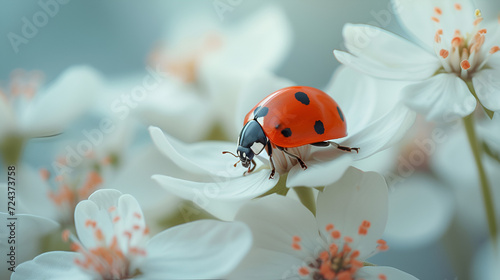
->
392 0 475 50
402 73 476 122
20 66 103 138
216 5 292 73
149 126 249 178
1 213 59 280
357 265 418 280
135 80 214 143
473 69 500 112
384 173 454 248
335 24 439 80
342 104 416 160
316 167 388 259
74 189 123 249
0 165 58 219
11 251 90 280
235 194 321 261
228 248 304 280
152 169 278 220
141 220 252 279
286 153 354 188
472 236 500 280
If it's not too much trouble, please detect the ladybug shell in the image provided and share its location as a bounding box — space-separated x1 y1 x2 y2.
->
243 86 347 148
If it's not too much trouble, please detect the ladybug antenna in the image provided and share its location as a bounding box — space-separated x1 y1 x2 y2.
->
222 151 238 158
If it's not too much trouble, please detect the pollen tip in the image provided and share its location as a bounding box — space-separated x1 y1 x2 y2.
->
461 59 471 70
292 235 301 242
475 9 482 17
298 267 310 276
344 236 354 243
292 242 302 250
434 7 442 15
62 229 70 242
490 46 500 54
133 212 142 219
113 216 121 223
39 168 50 181
325 223 334 232
331 230 341 239
108 206 116 212
431 16 440 23
379 274 388 280
440 49 450 58
454 3 462 10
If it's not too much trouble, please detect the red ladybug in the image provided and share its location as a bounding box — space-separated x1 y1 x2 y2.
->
224 86 358 179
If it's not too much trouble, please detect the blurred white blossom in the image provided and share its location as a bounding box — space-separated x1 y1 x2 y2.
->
335 0 500 121
12 189 252 280
230 167 417 280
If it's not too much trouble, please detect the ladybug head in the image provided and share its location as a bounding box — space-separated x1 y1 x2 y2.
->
223 120 267 171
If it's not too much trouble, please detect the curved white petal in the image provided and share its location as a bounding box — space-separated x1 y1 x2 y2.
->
343 104 416 160
20 66 103 138
11 251 89 280
335 24 440 80
1 213 59 280
152 169 278 220
392 0 476 51
228 248 304 280
286 153 353 188
402 73 476 122
384 174 454 248
135 80 213 143
1 165 58 220
215 5 292 73
316 167 388 259
235 194 321 260
74 189 123 249
472 236 500 280
141 220 252 279
149 126 250 178
357 265 419 280
473 69 500 112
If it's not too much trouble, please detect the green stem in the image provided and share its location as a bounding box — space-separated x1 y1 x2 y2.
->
294 187 316 215
0 135 24 166
463 114 498 247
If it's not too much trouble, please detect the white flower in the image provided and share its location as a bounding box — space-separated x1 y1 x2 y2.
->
334 0 500 121
0 66 102 164
150 68 415 220
135 6 292 142
229 167 417 280
12 189 252 280
0 212 59 280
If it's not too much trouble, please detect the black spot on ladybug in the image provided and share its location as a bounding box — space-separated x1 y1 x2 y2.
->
314 120 325 135
254 106 269 118
281 128 292 137
295 92 310 105
337 106 344 122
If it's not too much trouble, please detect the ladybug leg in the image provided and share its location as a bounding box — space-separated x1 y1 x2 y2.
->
266 141 276 179
243 159 257 176
277 146 307 170
325 141 360 153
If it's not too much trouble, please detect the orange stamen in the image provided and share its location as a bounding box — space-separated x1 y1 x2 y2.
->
325 223 334 232
39 168 50 181
292 243 301 250
440 49 449 58
434 7 442 15
331 230 341 239
344 236 353 243
431 16 440 23
379 274 388 280
474 17 483 26
461 60 471 70
454 3 462 10
298 267 309 276
62 229 70 242
490 46 500 54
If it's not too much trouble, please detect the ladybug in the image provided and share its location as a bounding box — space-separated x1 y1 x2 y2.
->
224 86 359 179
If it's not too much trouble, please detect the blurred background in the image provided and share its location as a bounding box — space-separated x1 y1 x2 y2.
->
2 1 500 279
